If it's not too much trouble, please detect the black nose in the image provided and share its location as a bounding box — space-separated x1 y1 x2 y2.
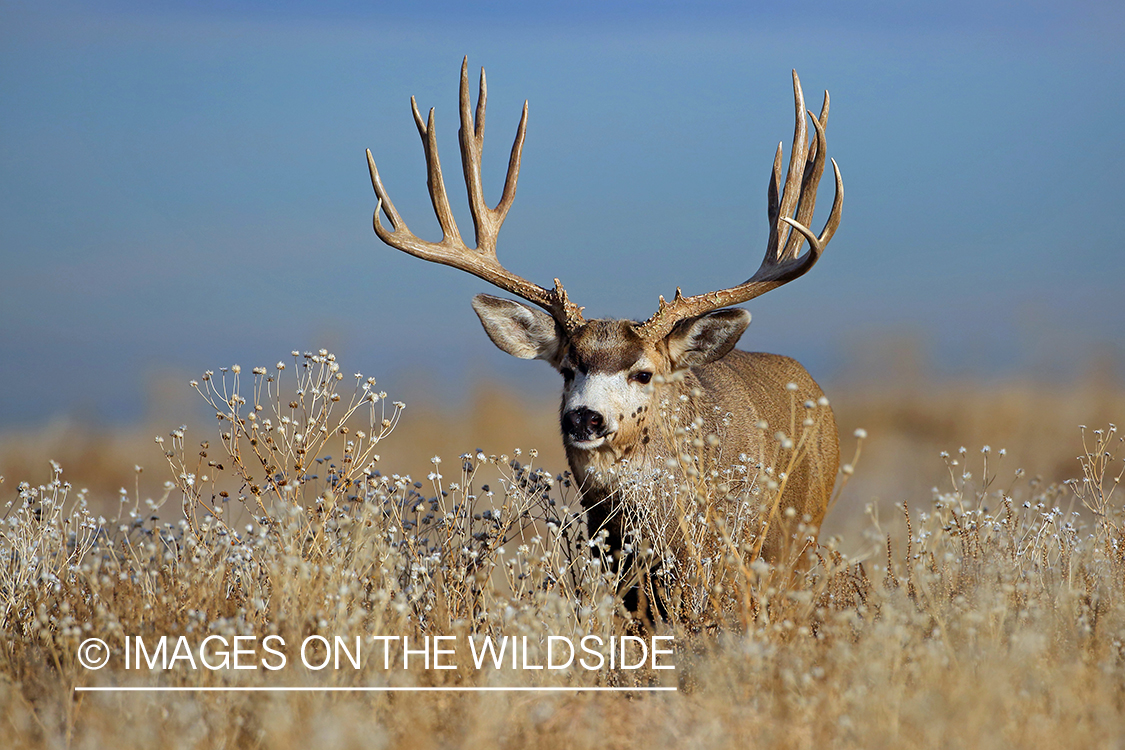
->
563 407 605 440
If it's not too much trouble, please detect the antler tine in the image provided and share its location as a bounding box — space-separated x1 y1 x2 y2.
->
459 59 489 251
414 100 464 248
368 149 405 237
773 70 809 262
765 142 783 266
636 71 842 342
368 59 584 332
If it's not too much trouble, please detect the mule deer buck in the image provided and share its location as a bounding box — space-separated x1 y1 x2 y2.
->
366 59 842 613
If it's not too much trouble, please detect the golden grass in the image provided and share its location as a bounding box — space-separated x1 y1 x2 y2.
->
2 354 1124 749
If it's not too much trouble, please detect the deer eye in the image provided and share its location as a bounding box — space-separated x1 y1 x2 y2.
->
630 371 653 385
560 367 575 381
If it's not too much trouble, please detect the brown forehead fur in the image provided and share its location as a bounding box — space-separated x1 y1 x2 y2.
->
565 319 650 374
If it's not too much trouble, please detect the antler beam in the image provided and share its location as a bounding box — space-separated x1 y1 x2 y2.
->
367 57 585 331
635 70 843 341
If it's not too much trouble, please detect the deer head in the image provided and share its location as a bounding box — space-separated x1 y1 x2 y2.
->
366 58 842 460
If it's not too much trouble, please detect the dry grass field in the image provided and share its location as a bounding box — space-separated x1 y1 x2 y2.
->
2 350 1124 749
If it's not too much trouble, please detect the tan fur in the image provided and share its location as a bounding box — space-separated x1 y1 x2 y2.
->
565 337 839 567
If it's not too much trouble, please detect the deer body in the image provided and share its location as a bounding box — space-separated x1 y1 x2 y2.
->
471 298 839 565
367 59 844 601
571 351 838 562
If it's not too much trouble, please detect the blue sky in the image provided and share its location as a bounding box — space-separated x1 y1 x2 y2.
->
1 1 1123 426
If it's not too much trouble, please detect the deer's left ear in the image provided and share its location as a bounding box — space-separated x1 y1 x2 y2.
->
665 308 751 370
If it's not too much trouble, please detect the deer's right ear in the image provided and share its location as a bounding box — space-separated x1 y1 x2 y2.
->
471 294 563 364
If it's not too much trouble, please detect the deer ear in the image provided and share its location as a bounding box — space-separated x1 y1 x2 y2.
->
472 294 563 364
665 308 751 370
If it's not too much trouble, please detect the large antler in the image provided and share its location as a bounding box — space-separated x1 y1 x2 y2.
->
636 70 843 341
367 57 585 331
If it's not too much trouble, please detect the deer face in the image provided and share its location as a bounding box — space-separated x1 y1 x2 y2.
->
472 295 751 454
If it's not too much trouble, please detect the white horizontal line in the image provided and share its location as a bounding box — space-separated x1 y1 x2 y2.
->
75 686 677 693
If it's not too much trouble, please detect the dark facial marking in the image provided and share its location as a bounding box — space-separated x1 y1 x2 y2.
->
568 321 646 374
